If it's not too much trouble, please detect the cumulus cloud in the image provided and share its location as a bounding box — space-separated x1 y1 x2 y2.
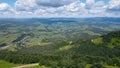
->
65 1 85 12
89 1 106 14
34 1 87 17
14 0 86 17
86 0 95 9
0 3 14 15
0 3 9 11
15 0 37 11
36 0 77 7
104 0 120 17
107 0 120 11
0 3 11 11
0 0 120 17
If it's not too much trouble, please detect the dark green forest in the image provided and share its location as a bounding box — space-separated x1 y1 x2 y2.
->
0 31 120 68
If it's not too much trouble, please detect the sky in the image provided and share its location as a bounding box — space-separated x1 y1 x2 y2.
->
0 0 120 17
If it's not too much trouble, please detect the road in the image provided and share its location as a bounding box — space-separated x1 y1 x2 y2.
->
13 63 39 68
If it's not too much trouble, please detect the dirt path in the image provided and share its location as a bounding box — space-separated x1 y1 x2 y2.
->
13 63 39 68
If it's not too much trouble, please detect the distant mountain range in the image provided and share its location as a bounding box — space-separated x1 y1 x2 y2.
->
0 17 120 24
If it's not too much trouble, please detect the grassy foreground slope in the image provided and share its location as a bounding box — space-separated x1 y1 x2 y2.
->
0 60 22 68
0 60 119 68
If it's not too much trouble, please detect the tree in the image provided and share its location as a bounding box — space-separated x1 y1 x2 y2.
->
90 63 106 68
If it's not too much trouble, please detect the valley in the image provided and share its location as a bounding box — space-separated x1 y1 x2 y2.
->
0 18 120 68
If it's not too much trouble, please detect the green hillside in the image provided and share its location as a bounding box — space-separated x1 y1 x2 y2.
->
92 31 120 47
0 31 120 68
0 60 22 68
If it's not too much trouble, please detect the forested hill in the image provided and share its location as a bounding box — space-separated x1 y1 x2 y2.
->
0 31 120 68
92 31 120 47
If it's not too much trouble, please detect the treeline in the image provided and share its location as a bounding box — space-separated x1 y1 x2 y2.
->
102 31 120 47
0 51 120 68
0 40 120 67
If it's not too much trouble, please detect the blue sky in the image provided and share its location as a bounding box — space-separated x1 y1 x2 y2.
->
0 0 120 17
0 0 16 7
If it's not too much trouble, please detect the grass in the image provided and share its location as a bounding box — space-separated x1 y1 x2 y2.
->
58 45 74 51
0 60 22 68
84 30 101 36
0 58 119 68
29 65 50 68
106 65 120 68
92 38 103 45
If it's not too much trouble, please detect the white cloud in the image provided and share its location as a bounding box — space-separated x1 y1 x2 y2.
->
0 3 10 11
0 3 15 16
15 0 37 11
86 0 95 9
36 0 77 7
65 1 85 12
108 0 120 11
89 1 106 14
0 0 120 17
104 0 120 17
36 1 87 17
